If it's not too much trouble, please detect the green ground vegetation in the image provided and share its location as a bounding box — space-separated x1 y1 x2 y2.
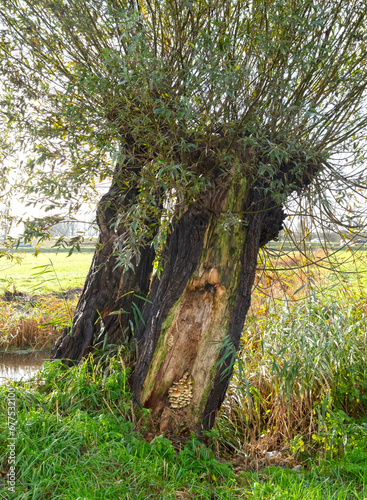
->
0 345 366 499
261 245 367 300
1 246 367 498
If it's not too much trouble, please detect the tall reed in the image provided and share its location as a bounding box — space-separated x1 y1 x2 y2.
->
218 297 367 455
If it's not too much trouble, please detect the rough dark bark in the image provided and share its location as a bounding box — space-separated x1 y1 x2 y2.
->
132 202 211 396
201 201 285 429
51 182 156 364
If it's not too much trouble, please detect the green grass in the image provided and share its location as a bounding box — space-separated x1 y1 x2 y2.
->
0 247 367 497
0 351 366 499
0 251 93 293
0 354 241 499
262 245 367 299
326 250 367 298
0 251 93 348
238 449 367 499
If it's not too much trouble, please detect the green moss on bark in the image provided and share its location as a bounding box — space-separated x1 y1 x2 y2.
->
140 297 182 402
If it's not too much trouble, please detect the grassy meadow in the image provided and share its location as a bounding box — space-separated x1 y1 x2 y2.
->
0 249 93 349
0 250 94 293
1 244 367 498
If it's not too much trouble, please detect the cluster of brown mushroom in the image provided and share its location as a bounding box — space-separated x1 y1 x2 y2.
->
168 372 193 409
167 333 174 350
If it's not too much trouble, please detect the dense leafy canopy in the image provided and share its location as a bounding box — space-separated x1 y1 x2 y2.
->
1 0 367 252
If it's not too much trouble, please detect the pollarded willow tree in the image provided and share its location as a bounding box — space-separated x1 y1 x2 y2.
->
1 0 367 432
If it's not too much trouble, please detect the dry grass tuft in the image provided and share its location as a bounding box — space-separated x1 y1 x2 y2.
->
0 289 80 349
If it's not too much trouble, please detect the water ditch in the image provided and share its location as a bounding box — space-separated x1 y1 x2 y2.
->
0 349 50 383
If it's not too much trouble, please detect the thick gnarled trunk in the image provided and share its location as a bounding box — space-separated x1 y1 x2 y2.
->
52 168 285 434
51 184 156 363
133 178 283 432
